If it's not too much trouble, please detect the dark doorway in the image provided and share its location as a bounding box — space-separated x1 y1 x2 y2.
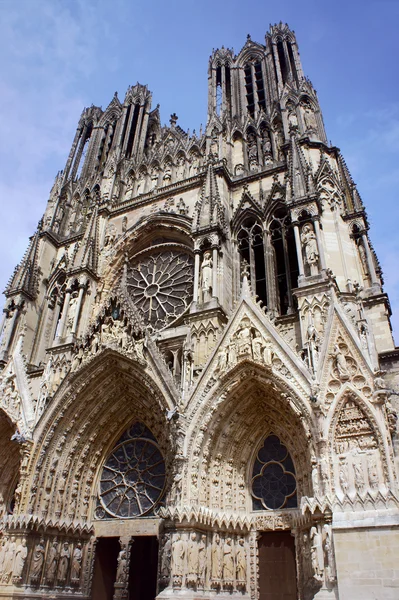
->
91 537 120 600
129 536 159 600
258 531 297 600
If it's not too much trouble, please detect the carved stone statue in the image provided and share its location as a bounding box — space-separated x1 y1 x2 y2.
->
222 537 234 589
200 251 213 303
30 538 45 583
46 541 59 583
301 223 319 275
251 331 263 362
353 461 365 493
211 533 223 589
160 535 172 583
236 538 247 590
247 132 258 170
0 537 8 574
323 525 336 582
216 347 228 372
171 533 185 587
367 457 379 490
310 526 323 581
287 105 298 130
332 344 350 380
116 549 127 583
71 542 82 583
198 534 207 588
12 538 28 581
263 339 273 366
339 460 349 494
236 318 252 357
2 535 16 582
186 532 199 588
57 542 70 583
301 99 317 133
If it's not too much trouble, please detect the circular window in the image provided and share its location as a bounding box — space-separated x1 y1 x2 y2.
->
127 249 193 331
98 423 166 519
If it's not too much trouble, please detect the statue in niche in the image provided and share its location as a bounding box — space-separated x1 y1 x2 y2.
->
136 171 145 195
186 532 199 588
46 541 59 583
357 239 369 277
2 535 16 582
261 130 273 165
263 338 273 366
310 527 323 581
353 461 364 493
0 537 9 574
323 525 336 582
160 535 172 583
247 132 258 170
236 538 247 590
176 156 185 180
301 99 318 133
116 549 127 583
339 459 349 494
57 542 70 583
71 542 82 583
287 104 298 130
367 457 379 490
200 251 213 303
12 538 28 581
332 344 350 380
301 223 319 275
223 537 234 589
177 198 188 215
171 533 185 587
227 339 237 367
251 330 263 362
274 124 284 160
150 166 159 191
216 347 228 373
236 318 252 357
198 535 207 588
211 533 223 589
210 129 219 158
311 459 320 496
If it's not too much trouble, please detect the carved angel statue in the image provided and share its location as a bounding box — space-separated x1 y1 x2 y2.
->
12 538 28 581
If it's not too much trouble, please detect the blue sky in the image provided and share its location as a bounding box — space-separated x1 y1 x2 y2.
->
1 0 398 341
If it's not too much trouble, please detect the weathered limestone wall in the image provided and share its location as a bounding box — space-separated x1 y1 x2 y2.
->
334 520 399 599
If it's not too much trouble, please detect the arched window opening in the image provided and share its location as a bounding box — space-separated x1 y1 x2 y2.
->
287 41 299 85
120 103 131 149
126 103 140 158
244 64 255 119
277 40 288 84
216 65 222 116
95 422 166 519
73 123 92 181
225 65 232 114
254 61 266 113
251 434 297 510
238 218 267 306
270 208 299 315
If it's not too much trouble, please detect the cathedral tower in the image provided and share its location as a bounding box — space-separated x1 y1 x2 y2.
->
0 23 398 600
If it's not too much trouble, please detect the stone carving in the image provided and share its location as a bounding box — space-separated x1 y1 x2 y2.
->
301 98 318 133
0 537 8 575
353 461 365 493
310 526 323 581
115 549 127 584
57 542 70 584
323 525 336 583
160 534 172 586
198 534 207 589
335 399 378 453
211 533 223 590
287 103 298 130
222 537 234 590
171 533 185 588
301 223 319 275
186 532 199 588
261 130 273 165
236 538 247 591
46 540 59 584
216 320 274 373
201 251 213 303
30 538 45 584
2 536 16 583
332 344 350 380
247 132 258 170
338 458 349 494
367 456 379 490
71 542 82 584
12 538 28 582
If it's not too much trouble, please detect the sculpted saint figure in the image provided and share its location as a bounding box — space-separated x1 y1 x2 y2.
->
251 331 263 362
46 541 59 582
2 536 16 582
171 533 185 579
211 533 223 587
301 224 319 273
12 538 28 580
332 344 349 379
201 251 213 302
216 347 228 372
198 534 207 588
30 538 45 582
116 549 127 583
71 542 82 582
57 542 70 583
67 293 79 333
222 537 234 586
236 538 247 587
236 318 252 356
186 532 199 588
160 535 172 581
0 537 9 574
310 527 323 580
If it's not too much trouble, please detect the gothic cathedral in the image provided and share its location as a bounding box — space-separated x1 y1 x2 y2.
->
0 23 398 600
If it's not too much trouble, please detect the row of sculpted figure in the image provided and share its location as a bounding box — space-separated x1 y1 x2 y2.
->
0 536 83 588
161 531 247 592
215 321 273 373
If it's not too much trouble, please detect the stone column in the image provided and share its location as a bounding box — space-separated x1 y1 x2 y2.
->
56 288 72 340
313 219 326 271
293 223 305 277
212 246 218 299
113 537 133 600
193 251 200 303
71 282 86 335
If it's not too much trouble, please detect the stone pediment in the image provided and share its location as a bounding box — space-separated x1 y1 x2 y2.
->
191 277 313 405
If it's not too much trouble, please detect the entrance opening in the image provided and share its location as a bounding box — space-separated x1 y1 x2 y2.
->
129 536 159 600
91 537 120 600
258 531 297 600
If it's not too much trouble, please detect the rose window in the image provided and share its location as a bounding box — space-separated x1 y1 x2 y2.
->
96 423 165 519
251 434 297 510
127 249 193 330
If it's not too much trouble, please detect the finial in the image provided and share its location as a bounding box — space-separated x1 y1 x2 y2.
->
247 33 251 40
170 113 178 127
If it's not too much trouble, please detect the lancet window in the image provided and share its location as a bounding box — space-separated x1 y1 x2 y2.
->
72 122 93 181
238 217 267 305
243 58 266 118
95 422 166 519
269 206 299 315
251 434 297 510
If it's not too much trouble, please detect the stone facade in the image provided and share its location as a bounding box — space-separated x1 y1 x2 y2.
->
0 22 398 600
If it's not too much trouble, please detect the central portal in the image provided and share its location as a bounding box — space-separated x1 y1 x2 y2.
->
91 535 158 600
258 531 297 600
